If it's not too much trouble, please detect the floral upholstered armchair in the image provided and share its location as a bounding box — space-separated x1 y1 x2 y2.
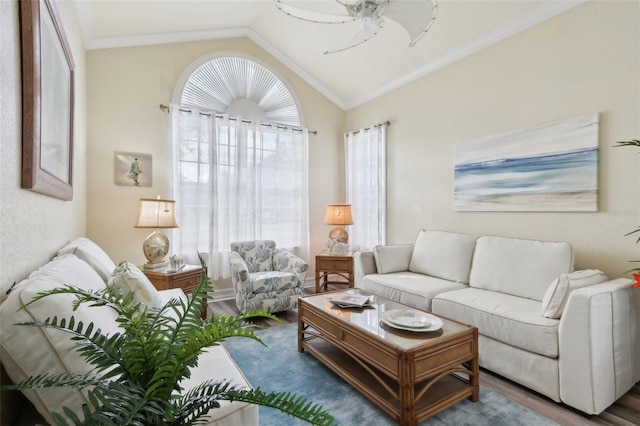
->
228 240 308 313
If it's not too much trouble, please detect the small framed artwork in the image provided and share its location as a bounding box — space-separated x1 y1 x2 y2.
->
115 152 152 187
21 0 75 201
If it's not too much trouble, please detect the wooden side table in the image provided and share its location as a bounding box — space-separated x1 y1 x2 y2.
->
142 264 206 318
315 250 355 293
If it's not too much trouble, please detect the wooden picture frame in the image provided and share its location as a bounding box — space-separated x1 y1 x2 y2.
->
21 0 75 201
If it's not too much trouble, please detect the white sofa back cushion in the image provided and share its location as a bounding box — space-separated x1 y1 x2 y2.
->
408 230 477 283
0 255 119 424
541 269 608 318
57 237 116 283
373 244 414 273
470 236 574 301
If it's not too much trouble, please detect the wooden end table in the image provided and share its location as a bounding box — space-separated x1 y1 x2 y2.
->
315 250 355 293
142 264 206 318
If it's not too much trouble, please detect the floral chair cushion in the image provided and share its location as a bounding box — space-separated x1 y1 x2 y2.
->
250 271 297 294
230 240 276 273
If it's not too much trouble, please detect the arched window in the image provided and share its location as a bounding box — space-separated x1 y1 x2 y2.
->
171 55 309 279
177 55 302 126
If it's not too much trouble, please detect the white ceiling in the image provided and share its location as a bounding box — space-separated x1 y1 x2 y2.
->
74 0 586 110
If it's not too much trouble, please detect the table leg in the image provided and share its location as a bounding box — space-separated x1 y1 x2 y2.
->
298 315 304 353
398 353 417 426
471 328 479 401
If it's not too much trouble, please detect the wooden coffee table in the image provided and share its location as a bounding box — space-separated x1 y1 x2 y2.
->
298 289 479 425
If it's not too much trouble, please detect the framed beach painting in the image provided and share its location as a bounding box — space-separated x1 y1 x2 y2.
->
454 113 599 212
21 0 75 201
115 152 152 187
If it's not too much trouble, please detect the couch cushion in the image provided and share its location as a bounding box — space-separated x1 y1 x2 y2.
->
361 272 468 311
469 236 574 301
249 271 298 293
373 244 413 273
432 287 559 357
408 230 477 283
179 346 258 425
0 255 118 424
109 261 163 309
57 237 116 283
541 269 608 319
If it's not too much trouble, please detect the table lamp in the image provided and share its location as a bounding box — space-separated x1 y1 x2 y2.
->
324 203 354 244
135 197 178 269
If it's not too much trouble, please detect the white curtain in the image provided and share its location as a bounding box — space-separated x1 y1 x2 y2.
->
171 106 309 279
345 123 387 251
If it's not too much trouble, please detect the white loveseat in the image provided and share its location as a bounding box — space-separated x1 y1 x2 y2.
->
0 238 258 425
354 229 640 415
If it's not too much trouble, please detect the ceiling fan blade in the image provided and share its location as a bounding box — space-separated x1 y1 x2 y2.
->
274 0 356 24
324 16 383 54
382 0 438 46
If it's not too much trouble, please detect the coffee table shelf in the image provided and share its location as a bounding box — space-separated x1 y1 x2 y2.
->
298 290 478 425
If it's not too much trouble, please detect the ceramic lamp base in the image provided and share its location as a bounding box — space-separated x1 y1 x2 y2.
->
328 226 349 244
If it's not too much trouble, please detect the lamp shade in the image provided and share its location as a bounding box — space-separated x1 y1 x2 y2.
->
135 198 178 229
324 204 354 226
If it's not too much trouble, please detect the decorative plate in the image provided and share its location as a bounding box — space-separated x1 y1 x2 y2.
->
381 309 443 332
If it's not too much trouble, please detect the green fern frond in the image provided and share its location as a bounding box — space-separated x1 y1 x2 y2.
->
614 139 640 148
3 253 331 425
177 381 335 426
4 372 106 391
624 227 640 243
16 316 127 378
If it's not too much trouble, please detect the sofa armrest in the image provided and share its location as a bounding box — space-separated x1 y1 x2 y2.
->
558 278 640 414
354 252 377 288
273 249 308 285
228 252 251 296
158 288 188 305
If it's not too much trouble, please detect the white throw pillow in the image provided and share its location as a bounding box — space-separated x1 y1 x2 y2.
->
373 244 413 273
109 261 163 309
57 237 116 283
408 230 477 283
541 269 608 318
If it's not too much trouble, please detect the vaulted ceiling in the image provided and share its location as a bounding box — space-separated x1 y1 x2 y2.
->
74 0 586 110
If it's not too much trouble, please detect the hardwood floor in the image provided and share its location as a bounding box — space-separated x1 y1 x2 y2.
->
211 286 640 426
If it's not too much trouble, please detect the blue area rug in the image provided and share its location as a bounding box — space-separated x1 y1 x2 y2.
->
222 323 557 426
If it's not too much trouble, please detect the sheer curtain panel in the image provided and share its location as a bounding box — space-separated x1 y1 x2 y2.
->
345 123 387 251
171 106 310 280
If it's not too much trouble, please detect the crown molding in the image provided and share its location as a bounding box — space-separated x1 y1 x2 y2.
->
73 0 349 109
73 0 586 112
344 0 587 109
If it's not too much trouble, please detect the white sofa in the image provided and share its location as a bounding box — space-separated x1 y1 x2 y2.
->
354 229 640 415
0 238 258 425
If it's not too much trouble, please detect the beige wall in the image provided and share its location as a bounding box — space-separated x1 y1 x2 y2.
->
3 0 637 298
86 38 344 287
0 0 88 297
345 1 640 278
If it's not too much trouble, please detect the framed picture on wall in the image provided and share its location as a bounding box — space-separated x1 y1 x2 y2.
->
454 113 599 212
115 152 152 187
21 0 76 201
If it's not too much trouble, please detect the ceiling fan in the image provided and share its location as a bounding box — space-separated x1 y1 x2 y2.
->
274 0 439 54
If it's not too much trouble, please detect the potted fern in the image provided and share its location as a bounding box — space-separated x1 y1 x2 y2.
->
2 259 334 425
615 139 640 288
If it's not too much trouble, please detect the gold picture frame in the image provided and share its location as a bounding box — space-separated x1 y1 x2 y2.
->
21 0 75 201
